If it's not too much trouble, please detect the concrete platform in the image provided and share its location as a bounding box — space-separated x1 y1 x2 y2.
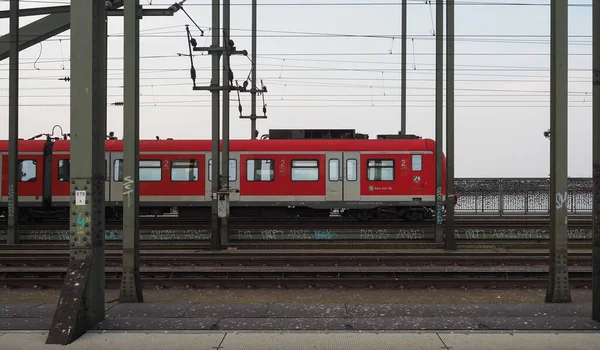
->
1 302 599 332
1 331 600 349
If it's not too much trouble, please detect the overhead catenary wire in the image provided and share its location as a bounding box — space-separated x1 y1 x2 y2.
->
0 0 595 115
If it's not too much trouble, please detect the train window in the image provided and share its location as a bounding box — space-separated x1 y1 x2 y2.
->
171 159 199 182
367 159 395 181
113 159 123 182
246 159 274 182
328 159 340 182
291 160 319 182
346 159 357 181
139 160 162 182
412 154 422 171
58 160 70 182
113 159 162 182
19 160 37 182
208 160 237 181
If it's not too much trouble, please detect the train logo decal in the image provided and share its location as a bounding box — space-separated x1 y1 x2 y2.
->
414 176 420 183
368 185 374 192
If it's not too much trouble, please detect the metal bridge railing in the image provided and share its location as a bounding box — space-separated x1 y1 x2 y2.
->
454 178 593 214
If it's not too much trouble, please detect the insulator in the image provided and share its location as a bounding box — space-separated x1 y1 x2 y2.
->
190 38 197 47
228 69 234 85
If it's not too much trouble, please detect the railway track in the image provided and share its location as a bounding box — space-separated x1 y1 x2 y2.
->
0 217 593 232
0 251 593 268
0 214 593 229
0 239 593 251
0 251 593 289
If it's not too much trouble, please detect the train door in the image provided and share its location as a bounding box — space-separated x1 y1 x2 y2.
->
110 152 124 203
229 153 240 202
342 152 360 201
325 152 342 201
410 153 425 193
105 152 111 203
204 153 212 201
205 153 240 201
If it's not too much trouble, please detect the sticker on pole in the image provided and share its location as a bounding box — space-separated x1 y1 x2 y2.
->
75 190 86 205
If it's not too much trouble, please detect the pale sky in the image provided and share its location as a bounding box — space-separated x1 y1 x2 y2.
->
0 0 595 178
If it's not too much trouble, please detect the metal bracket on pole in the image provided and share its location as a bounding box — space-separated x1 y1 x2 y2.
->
240 85 269 120
216 188 239 218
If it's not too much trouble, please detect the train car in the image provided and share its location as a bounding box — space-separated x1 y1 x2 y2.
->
0 139 52 221
0 133 447 222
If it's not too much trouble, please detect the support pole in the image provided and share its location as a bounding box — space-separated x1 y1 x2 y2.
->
7 0 19 244
119 0 143 303
221 0 231 245
592 0 600 320
546 0 571 303
400 0 407 135
434 0 444 244
210 0 221 250
444 0 456 250
250 0 258 139
47 0 107 344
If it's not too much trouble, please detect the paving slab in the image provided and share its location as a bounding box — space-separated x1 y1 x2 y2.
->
346 304 430 317
348 316 481 330
0 332 225 350
220 332 445 350
504 303 592 317
93 317 221 331
476 316 600 330
216 317 349 330
439 333 600 350
0 304 40 318
18 304 58 318
265 303 347 318
0 318 52 330
420 304 516 317
347 304 515 318
104 303 193 318
0 303 119 318
183 303 268 318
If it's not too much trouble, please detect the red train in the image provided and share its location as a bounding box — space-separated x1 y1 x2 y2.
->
0 133 448 222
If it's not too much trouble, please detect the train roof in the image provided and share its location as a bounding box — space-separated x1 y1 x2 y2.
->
0 140 48 153
0 138 437 153
51 138 437 153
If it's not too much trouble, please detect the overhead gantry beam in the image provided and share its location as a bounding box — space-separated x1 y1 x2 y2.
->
0 12 70 62
0 1 172 62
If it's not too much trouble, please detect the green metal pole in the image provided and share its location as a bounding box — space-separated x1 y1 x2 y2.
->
444 0 456 250
210 0 221 250
251 0 258 138
400 0 407 135
434 0 444 244
221 0 231 245
120 0 143 303
47 0 107 344
591 0 600 319
7 0 19 244
546 0 571 303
